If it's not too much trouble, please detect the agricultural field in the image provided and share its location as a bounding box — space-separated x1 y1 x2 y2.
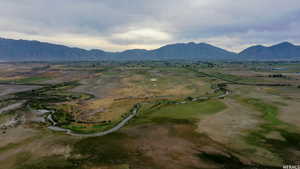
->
0 61 300 169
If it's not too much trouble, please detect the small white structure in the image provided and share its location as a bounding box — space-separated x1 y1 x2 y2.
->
150 78 157 82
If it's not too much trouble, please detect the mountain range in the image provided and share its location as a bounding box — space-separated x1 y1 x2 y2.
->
239 42 300 60
0 37 300 61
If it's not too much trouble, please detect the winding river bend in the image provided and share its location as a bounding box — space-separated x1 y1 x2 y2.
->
47 104 140 137
47 87 231 137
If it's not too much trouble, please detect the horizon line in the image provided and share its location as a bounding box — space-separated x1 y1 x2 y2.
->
0 36 297 54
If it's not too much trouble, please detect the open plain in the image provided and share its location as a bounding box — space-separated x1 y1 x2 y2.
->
0 61 300 169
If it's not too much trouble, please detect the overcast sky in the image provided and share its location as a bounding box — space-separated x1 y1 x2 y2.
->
0 0 299 52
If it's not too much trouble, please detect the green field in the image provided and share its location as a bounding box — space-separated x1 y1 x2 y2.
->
132 99 226 125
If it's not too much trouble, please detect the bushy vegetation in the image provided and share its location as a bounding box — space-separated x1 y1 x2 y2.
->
14 77 52 84
72 133 131 165
12 81 93 126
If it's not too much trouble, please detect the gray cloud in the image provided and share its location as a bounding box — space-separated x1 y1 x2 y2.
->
0 0 299 52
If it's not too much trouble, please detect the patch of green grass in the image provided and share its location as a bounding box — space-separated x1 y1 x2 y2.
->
242 98 281 125
0 142 21 153
212 72 243 82
245 128 300 162
15 151 32 164
63 125 86 130
62 123 115 134
14 77 51 83
150 117 196 125
53 111 73 125
272 101 288 107
15 155 78 169
150 99 226 119
132 99 226 125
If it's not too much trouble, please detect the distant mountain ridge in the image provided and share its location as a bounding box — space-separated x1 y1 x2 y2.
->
0 38 106 61
239 42 300 60
0 37 299 61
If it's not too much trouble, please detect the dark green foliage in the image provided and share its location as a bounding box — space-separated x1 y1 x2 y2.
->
245 128 300 162
198 152 281 169
72 133 131 165
150 117 196 125
198 152 243 166
15 155 79 169
52 111 74 125
268 74 286 78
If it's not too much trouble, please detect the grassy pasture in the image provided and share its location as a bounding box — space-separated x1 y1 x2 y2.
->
242 98 281 126
131 99 226 125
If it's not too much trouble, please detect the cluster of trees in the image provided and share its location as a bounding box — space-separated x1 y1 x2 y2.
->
268 74 286 78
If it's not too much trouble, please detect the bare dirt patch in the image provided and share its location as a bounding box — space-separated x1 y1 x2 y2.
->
197 98 262 144
197 98 282 166
123 124 215 169
278 100 300 128
0 126 77 169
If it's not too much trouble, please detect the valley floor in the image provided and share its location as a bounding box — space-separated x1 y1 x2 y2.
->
0 61 300 169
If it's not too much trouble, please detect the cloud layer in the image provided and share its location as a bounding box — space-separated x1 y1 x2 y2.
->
0 0 299 52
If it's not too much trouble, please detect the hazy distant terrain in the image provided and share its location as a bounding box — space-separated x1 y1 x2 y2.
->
1 38 300 61
1 61 300 169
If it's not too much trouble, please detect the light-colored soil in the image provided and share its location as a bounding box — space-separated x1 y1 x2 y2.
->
117 74 210 98
198 98 262 144
71 74 123 99
278 100 300 128
124 124 216 169
197 98 282 166
0 126 76 169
